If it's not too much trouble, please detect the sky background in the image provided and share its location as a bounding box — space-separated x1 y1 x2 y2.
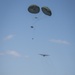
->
0 0 75 75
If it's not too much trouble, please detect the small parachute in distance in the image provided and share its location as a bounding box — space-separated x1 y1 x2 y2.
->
28 4 40 14
41 6 52 16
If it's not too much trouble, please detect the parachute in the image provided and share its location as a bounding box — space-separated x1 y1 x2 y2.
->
28 5 52 16
27 5 52 40
28 4 40 28
41 6 52 16
28 5 40 14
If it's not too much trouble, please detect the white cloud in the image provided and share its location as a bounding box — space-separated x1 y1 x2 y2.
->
0 34 15 45
4 34 14 41
6 50 21 57
0 50 30 59
49 39 70 45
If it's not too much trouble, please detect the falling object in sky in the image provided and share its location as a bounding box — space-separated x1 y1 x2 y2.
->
35 17 38 19
41 6 52 16
28 4 40 14
28 5 52 40
39 54 50 57
28 5 39 28
31 26 34 28
32 38 34 40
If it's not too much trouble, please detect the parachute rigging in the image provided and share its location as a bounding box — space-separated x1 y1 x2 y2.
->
27 4 52 40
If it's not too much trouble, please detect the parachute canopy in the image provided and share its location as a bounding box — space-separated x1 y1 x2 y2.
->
28 5 40 14
41 6 52 16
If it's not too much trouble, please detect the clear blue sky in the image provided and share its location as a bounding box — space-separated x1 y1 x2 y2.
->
0 0 75 75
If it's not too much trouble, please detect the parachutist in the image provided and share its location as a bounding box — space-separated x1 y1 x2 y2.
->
31 26 34 28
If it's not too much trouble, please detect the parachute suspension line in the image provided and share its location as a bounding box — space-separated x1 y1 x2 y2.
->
28 4 52 40
30 16 39 40
32 16 39 28
31 28 35 40
31 14 44 28
30 13 49 40
28 4 40 29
